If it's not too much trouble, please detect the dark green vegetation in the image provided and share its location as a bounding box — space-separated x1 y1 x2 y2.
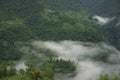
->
0 0 120 80
0 59 76 80
79 0 120 15
44 0 120 16
98 74 119 80
0 0 106 61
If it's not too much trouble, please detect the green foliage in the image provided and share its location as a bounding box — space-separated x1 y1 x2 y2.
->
42 59 76 74
0 0 120 80
0 26 34 61
0 0 106 61
98 74 119 80
43 0 83 11
18 69 25 75
7 66 17 76
1 75 32 80
0 64 7 78
0 0 44 19
62 22 74 30
28 70 43 80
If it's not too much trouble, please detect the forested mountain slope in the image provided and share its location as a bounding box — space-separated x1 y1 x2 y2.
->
0 0 106 61
77 0 120 16
46 0 120 49
44 0 120 15
0 0 120 80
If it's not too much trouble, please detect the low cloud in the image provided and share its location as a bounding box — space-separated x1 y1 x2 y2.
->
15 60 28 72
32 40 120 80
93 15 114 25
116 19 120 26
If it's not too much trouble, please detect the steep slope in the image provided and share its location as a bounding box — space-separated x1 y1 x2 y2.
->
79 0 120 16
44 0 120 16
0 0 106 61
0 0 120 80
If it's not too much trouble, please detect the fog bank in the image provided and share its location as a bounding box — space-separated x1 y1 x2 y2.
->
15 61 28 72
93 15 114 25
32 40 120 80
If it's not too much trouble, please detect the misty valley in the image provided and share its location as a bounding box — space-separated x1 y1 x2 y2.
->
0 0 120 80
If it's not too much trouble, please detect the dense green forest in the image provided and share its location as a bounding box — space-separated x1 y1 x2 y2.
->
0 0 106 61
0 0 120 80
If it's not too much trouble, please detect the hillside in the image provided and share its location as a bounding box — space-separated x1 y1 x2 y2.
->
0 0 106 60
0 0 120 80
